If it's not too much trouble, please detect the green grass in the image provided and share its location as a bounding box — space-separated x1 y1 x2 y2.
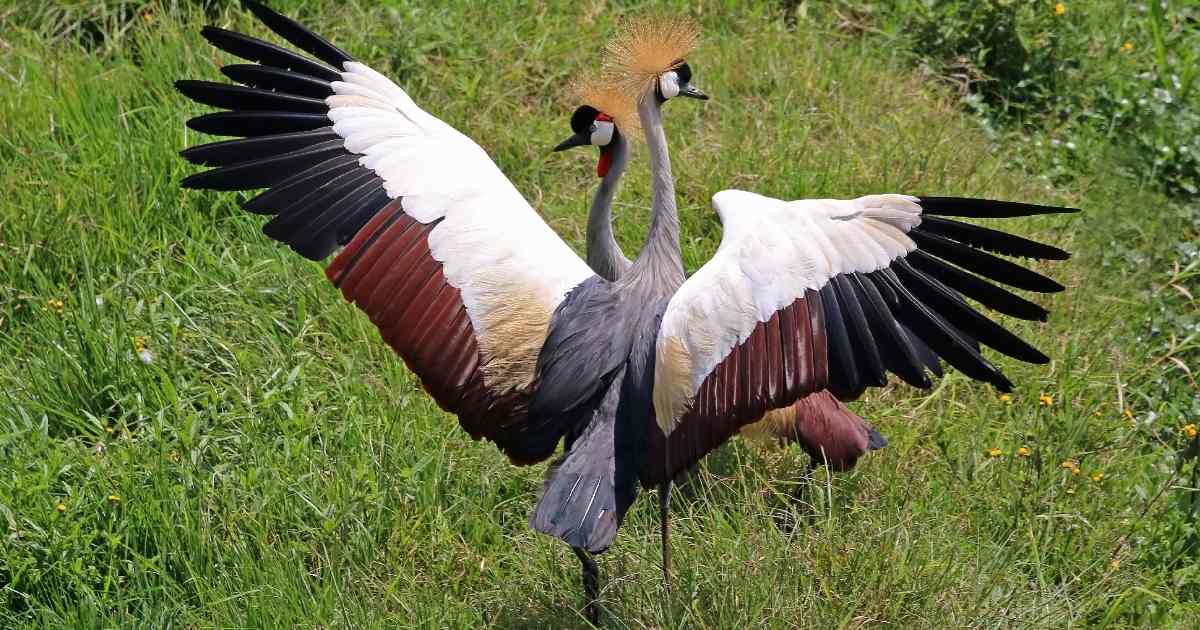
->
1 1 1198 627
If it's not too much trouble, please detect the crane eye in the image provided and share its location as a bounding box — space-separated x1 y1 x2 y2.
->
590 121 615 146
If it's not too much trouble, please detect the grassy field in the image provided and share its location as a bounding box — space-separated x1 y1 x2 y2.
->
2 1 1198 627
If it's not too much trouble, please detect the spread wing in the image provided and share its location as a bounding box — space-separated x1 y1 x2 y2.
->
175 1 594 464
646 190 1075 484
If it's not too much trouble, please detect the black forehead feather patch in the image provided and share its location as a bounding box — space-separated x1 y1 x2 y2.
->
675 61 692 85
570 105 600 135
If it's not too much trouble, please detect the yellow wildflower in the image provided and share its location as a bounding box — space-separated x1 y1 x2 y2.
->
1073 466 1083 476
1039 393 1054 407
1055 3 1066 16
1111 558 1121 570
132 336 155 364
985 447 1003 458
999 394 1013 405
1184 424 1198 440
1060 459 1076 470
1120 41 1134 54
1092 472 1105 482
45 298 65 313
107 494 121 504
1017 446 1031 457
56 503 66 513
1124 409 1134 419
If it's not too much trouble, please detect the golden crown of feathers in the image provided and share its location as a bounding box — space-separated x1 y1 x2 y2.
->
602 14 700 102
571 14 700 136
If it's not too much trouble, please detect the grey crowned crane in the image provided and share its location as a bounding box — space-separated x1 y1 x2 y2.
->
590 10 1071 574
172 3 1074 623
554 80 888 475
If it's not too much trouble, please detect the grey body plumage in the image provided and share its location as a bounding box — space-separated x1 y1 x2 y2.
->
531 95 685 554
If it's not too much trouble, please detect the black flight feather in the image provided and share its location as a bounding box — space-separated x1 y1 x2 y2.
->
262 168 378 242
910 230 1065 293
903 323 944 377
186 110 331 137
297 178 384 248
180 128 341 167
916 216 1070 260
905 250 1048 321
878 269 1013 391
831 274 887 388
892 259 1050 364
175 80 328 114
201 26 340 82
853 273 931 389
331 186 394 248
918 196 1079 218
241 0 356 69
819 283 863 400
221 64 335 99
293 183 388 260
242 154 361 214
180 139 347 191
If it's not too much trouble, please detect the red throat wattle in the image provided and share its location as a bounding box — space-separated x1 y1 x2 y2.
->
595 112 614 178
596 145 613 178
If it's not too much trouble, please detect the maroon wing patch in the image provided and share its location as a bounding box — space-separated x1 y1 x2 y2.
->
325 201 545 464
743 391 877 471
641 289 830 486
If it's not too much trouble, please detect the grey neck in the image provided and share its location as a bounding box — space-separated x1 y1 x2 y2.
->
629 95 685 287
585 132 632 281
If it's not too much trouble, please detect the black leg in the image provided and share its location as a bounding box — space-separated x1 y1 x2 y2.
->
659 479 673 592
573 546 600 625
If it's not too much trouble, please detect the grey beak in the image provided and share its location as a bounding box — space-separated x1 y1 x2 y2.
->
553 133 590 152
680 84 709 100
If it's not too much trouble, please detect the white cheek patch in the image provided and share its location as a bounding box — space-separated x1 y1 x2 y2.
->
659 72 681 99
590 121 615 146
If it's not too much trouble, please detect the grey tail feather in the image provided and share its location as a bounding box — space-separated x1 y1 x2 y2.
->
530 435 623 553
530 386 637 554
866 427 888 451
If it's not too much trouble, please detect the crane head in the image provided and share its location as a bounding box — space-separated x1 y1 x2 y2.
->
602 14 706 104
655 60 707 102
554 105 620 178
